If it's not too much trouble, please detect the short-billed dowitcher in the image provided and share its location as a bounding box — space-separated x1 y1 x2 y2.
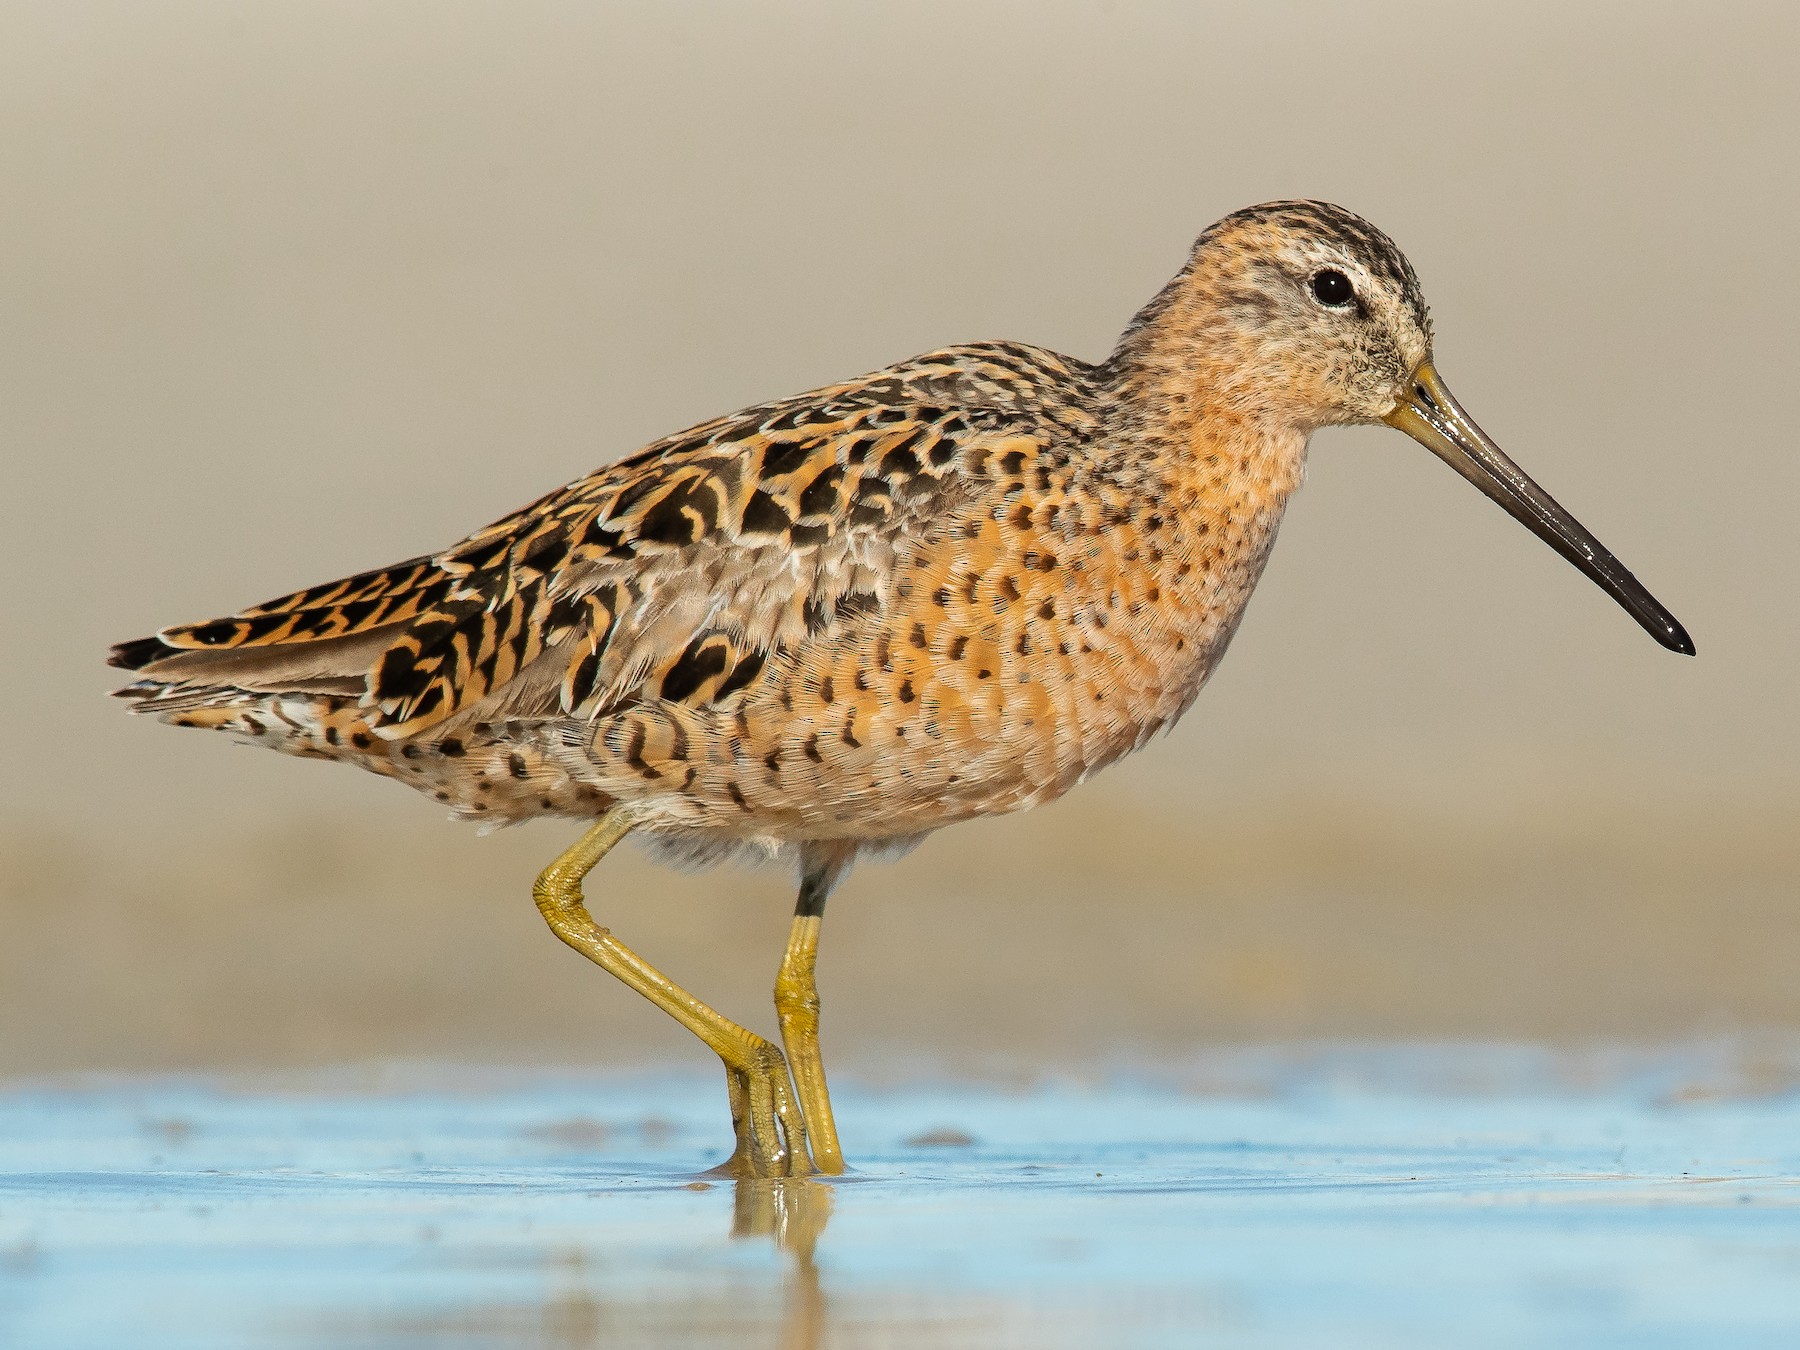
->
112 201 1692 1176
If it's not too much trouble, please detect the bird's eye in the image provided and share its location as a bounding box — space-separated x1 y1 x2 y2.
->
1310 269 1355 308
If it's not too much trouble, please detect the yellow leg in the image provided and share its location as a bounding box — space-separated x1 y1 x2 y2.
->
533 810 812 1178
773 865 845 1175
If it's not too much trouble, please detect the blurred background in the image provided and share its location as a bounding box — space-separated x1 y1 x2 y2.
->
4 0 1795 1080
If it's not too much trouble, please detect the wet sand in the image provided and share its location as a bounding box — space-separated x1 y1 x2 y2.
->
4 1046 1798 1348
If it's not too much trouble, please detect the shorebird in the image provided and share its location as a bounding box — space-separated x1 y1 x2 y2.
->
111 201 1692 1177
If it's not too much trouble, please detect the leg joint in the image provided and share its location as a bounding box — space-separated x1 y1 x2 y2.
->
532 867 579 920
532 809 636 923
773 978 821 1020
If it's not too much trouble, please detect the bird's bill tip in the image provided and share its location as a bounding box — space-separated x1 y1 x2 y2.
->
1385 362 1694 655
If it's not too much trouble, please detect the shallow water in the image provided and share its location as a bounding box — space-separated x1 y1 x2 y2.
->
3 1051 1798 1348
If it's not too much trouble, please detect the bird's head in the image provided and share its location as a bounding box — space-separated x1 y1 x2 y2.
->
1178 199 1435 428
1117 199 1692 655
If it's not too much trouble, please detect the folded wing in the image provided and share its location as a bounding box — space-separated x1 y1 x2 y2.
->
111 352 1041 738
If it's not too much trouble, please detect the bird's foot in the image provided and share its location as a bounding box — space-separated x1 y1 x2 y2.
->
711 1040 815 1178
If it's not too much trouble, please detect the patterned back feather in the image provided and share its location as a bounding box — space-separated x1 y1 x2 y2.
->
111 344 1083 739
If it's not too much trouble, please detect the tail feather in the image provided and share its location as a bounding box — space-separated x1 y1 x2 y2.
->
107 495 597 743
110 624 393 696
106 542 504 742
108 549 447 671
107 635 182 670
112 678 389 764
112 679 247 716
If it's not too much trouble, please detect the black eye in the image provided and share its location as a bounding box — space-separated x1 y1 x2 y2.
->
1310 269 1354 307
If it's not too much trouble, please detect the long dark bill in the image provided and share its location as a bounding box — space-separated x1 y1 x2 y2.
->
1384 361 1694 655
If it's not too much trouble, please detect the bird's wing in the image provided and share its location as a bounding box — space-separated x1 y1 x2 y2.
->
112 346 1071 737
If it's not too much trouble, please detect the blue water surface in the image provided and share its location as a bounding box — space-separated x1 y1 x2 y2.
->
1 1048 1797 1348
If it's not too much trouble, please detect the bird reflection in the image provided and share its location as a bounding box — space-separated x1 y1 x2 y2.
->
729 1175 835 1250
463 1179 835 1348
730 1177 834 1350
723 1180 828 1346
